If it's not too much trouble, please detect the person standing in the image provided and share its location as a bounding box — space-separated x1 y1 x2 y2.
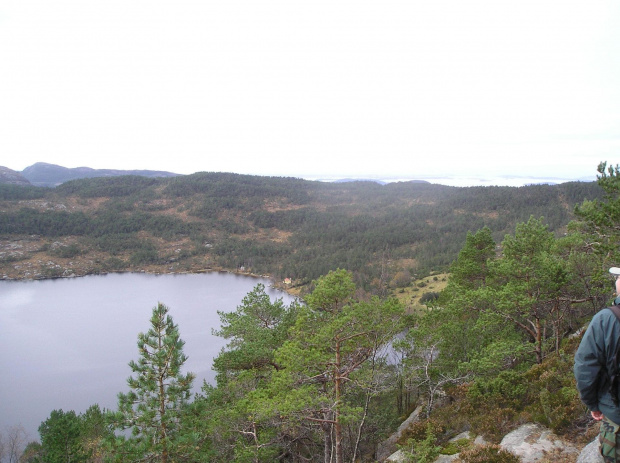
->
575 267 620 461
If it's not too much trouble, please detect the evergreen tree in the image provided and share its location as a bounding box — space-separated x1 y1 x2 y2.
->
202 284 301 462
267 270 404 463
447 226 495 291
574 162 620 260
38 410 85 463
488 217 571 364
80 405 113 463
19 441 43 463
573 161 620 291
212 283 299 377
110 303 195 463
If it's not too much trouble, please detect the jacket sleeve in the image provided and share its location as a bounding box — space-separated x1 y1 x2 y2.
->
574 314 607 412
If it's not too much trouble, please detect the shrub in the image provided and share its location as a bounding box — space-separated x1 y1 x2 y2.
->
467 370 527 407
537 386 580 432
399 422 442 463
419 292 440 304
101 257 128 271
50 244 82 258
40 265 63 278
392 270 412 288
130 249 160 265
440 438 471 455
456 444 520 463
467 407 519 443
400 419 445 445
523 353 585 432
0 254 26 263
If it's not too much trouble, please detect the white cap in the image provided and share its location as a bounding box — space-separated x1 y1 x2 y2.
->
610 267 620 276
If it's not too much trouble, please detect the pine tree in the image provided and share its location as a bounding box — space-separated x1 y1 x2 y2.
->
111 303 195 463
269 270 405 463
38 410 84 463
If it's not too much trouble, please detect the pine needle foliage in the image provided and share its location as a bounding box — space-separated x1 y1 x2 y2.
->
110 303 196 463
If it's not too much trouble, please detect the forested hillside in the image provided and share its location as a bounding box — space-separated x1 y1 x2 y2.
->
0 172 603 294
9 162 620 462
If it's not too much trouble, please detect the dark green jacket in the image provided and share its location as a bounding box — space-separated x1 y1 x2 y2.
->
574 298 620 425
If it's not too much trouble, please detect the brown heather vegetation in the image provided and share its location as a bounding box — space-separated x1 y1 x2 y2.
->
8 163 620 462
0 174 604 293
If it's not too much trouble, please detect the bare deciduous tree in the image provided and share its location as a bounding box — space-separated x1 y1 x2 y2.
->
0 430 6 463
5 425 27 463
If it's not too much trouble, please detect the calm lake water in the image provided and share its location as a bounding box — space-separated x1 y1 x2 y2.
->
0 272 295 440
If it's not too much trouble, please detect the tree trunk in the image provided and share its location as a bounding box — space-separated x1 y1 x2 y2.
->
159 349 168 463
535 317 543 364
322 421 332 463
334 341 343 463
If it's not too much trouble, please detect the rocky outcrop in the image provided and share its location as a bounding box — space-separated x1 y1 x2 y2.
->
385 449 460 462
376 406 424 462
381 422 593 462
434 456 458 462
577 439 604 462
500 423 580 462
385 450 408 462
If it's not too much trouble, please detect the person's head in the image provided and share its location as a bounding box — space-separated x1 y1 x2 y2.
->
610 267 620 295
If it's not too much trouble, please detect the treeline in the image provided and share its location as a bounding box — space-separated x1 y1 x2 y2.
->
56 176 161 198
0 171 605 288
164 172 313 205
0 184 48 200
0 209 199 239
20 163 620 462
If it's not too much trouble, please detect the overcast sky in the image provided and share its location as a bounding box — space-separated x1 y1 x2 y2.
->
1 1 619 185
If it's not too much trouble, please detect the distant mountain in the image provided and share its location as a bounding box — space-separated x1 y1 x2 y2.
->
405 179 432 184
20 162 180 187
0 167 31 186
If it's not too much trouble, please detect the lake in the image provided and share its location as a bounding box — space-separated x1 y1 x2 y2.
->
0 272 296 440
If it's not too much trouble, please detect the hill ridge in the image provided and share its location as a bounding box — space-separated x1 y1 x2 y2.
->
17 162 180 187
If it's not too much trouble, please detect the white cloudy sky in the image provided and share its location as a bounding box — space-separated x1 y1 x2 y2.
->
1 1 619 185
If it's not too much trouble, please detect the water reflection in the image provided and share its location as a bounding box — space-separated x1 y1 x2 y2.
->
0 272 295 440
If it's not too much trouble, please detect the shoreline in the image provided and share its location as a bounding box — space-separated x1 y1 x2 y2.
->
0 265 302 296
0 236 305 294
